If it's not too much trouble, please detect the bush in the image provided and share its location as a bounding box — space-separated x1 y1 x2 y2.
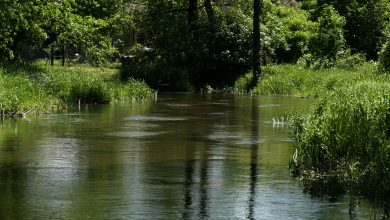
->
261 0 316 63
309 5 346 65
298 49 365 69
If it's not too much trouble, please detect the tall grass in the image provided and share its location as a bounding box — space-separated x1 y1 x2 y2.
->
0 62 153 117
237 64 380 97
0 68 58 115
289 81 390 201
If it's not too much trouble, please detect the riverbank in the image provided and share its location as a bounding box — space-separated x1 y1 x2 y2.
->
0 61 153 118
235 63 382 97
241 64 390 210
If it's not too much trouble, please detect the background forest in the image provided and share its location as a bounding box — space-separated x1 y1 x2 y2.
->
1 0 390 90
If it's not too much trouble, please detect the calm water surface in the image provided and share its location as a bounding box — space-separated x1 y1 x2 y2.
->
0 94 376 219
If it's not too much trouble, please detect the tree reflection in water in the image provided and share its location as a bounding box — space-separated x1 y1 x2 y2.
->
248 97 259 220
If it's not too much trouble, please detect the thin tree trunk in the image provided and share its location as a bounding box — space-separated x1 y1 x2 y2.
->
204 0 215 25
61 45 65 66
252 0 261 89
188 0 198 32
187 0 198 87
50 45 54 66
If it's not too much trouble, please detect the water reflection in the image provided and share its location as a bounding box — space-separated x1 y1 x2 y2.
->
0 94 379 219
182 159 195 219
248 97 259 220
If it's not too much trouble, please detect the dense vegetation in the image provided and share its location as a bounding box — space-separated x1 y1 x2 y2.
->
1 0 390 88
0 62 152 117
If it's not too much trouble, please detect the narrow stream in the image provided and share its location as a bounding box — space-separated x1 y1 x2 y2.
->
0 93 376 219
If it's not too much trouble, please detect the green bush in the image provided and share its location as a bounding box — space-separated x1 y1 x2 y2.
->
261 0 316 63
307 5 346 67
289 82 390 199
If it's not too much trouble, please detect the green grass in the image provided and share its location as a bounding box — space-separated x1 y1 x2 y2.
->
289 81 390 201
238 63 380 97
0 61 153 117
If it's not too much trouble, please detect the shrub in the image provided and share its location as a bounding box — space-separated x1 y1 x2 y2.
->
308 5 346 66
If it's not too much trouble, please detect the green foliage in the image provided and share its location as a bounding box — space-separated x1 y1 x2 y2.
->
73 0 126 19
310 5 345 61
261 0 316 63
379 41 390 72
289 81 390 199
314 0 390 60
0 0 130 64
133 1 252 90
298 49 365 70
0 0 49 60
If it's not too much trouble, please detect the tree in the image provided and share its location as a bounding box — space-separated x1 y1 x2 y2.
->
311 5 345 61
251 0 261 89
0 0 48 61
313 0 390 60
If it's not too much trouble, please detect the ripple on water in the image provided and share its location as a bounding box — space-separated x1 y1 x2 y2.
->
164 103 193 108
111 131 167 138
124 116 187 122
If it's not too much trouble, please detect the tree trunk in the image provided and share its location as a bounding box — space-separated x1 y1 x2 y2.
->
187 0 198 87
204 0 215 25
251 0 261 89
50 45 54 66
61 45 65 66
188 0 198 32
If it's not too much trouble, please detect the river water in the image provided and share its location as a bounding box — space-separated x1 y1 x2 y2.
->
0 93 377 219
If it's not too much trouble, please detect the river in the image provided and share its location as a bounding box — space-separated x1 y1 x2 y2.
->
0 93 376 219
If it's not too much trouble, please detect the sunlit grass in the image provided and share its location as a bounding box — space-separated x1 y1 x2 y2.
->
237 63 382 97
0 61 153 117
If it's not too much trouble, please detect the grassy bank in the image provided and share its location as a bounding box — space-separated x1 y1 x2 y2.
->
289 82 390 200
236 64 390 210
235 63 381 97
0 62 153 117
